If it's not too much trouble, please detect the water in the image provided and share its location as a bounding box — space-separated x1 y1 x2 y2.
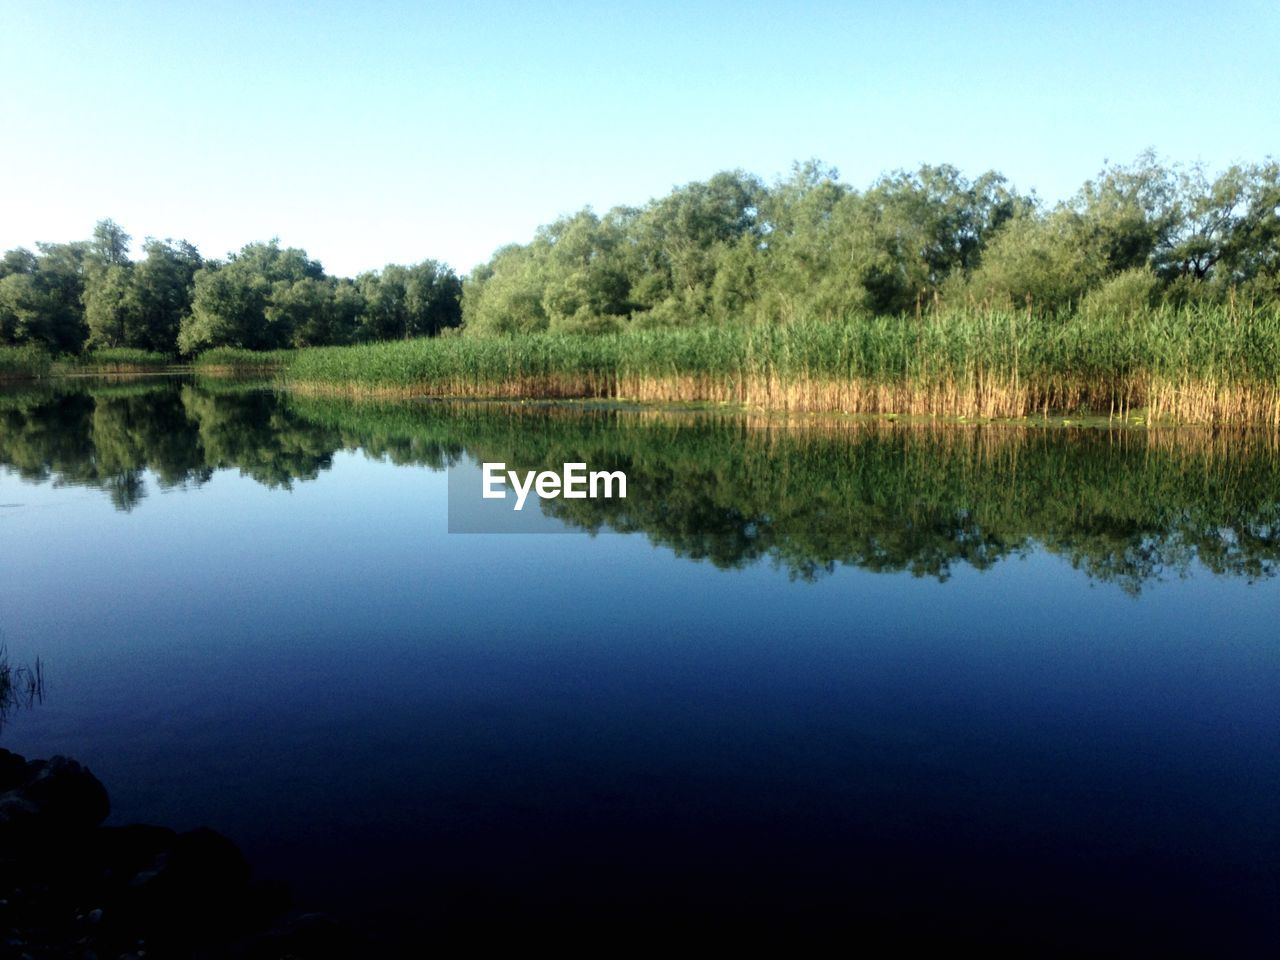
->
1 378 1277 953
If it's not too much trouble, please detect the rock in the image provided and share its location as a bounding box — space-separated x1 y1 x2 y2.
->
168 827 254 891
239 912 362 959
0 750 360 957
0 749 28 791
0 755 109 843
90 824 177 880
121 827 256 941
20 756 110 828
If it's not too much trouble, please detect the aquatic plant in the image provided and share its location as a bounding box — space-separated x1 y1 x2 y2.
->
270 301 1280 426
0 345 54 380
0 644 44 730
192 346 295 374
60 348 173 372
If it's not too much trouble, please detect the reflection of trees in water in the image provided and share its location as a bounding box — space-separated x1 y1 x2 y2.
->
179 387 337 488
302 401 1280 592
0 381 339 509
2 381 1279 591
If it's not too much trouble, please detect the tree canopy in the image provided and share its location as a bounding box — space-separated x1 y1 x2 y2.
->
2 153 1276 355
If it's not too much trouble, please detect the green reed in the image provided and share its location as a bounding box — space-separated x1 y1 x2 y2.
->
203 301 1280 424
61 348 174 372
0 345 54 380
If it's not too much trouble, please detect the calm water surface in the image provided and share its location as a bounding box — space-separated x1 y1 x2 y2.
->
1 379 1277 953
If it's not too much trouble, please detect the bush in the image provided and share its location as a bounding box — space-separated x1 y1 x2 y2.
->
1081 268 1160 318
0 345 54 379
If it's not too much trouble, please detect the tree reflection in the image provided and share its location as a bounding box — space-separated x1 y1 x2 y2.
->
2 380 1278 591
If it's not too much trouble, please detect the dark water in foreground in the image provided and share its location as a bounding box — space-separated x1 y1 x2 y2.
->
1 378 1277 954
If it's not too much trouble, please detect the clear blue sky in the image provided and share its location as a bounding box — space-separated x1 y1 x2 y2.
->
2 0 1276 277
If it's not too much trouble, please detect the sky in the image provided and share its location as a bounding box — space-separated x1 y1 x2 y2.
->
1 0 1277 277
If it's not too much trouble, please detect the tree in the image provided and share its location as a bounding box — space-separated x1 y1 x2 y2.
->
628 171 765 320
180 241 322 353
461 245 550 335
84 264 140 348
0 242 90 352
357 265 408 340
0 249 38 343
0 248 38 280
330 280 364 346
865 164 1031 288
87 219 132 270
267 277 340 348
965 210 1095 312
131 239 202 352
1157 161 1280 283
404 260 463 337
1071 152 1179 277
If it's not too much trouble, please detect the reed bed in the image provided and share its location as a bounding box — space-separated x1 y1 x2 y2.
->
192 346 296 375
265 302 1280 426
59 348 175 374
0 345 54 380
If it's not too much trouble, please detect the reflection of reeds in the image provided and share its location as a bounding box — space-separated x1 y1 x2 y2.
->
616 373 1280 426
284 372 1280 428
0 645 45 729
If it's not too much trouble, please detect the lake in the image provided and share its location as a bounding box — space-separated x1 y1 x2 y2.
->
1 378 1277 953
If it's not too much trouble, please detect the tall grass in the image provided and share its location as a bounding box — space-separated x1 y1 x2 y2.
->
59 348 174 373
193 346 295 374
0 345 54 380
0 644 44 729
243 301 1280 425
2 346 175 379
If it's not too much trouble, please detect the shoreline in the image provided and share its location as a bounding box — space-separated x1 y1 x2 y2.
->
8 365 1280 430
0 748 362 958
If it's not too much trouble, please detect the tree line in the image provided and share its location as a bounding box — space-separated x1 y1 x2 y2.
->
464 152 1280 335
2 152 1277 356
0 227 462 356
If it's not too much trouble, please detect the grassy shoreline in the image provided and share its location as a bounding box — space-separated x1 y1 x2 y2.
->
203 304 1280 426
0 346 180 380
14 302 1280 425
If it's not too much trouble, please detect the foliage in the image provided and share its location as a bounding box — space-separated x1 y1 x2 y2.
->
192 346 295 371
1080 268 1161 318
62 348 172 371
2 154 1278 360
0 344 54 379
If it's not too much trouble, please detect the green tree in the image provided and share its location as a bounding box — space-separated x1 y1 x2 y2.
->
131 239 201 352
180 241 322 352
965 210 1095 312
356 265 408 340
628 171 765 321
461 245 550 335
1071 152 1178 277
84 264 140 348
0 249 38 343
87 219 132 270
0 242 90 352
1158 161 1280 283
404 260 463 337
268 277 354 348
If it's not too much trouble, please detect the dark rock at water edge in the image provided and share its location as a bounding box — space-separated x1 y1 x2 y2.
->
0 753 110 843
0 748 363 958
